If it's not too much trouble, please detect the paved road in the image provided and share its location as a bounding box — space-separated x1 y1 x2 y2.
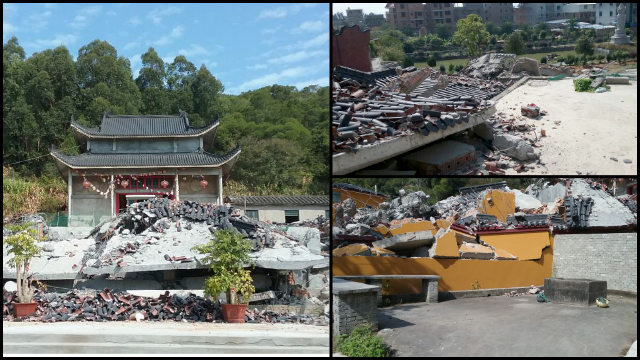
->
378 294 637 357
3 321 329 355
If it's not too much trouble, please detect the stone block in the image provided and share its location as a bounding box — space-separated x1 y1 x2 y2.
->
544 278 607 306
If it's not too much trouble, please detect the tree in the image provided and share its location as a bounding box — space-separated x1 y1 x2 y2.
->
485 22 499 35
504 32 526 55
436 24 451 39
427 56 436 67
452 14 490 58
519 23 532 41
191 65 223 127
575 36 594 56
500 21 513 35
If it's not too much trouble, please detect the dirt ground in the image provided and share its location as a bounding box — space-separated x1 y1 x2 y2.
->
494 78 637 175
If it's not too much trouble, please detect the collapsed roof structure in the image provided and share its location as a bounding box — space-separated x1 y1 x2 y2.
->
333 179 637 260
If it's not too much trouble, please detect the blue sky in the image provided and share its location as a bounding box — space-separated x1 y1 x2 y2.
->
3 3 329 95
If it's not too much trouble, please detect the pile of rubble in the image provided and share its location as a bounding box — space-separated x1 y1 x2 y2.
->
333 179 636 260
332 65 508 154
2 288 327 325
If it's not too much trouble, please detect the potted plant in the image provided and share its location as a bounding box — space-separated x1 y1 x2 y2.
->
4 222 44 317
193 230 255 323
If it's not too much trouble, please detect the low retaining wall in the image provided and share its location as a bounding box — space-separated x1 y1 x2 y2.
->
332 278 379 347
553 233 637 293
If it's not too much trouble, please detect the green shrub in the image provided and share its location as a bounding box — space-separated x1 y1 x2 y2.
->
556 56 565 63
439 64 445 73
540 56 547 64
448 63 454 73
403 57 414 67
427 56 436 67
606 53 613 62
573 78 593 92
566 54 576 65
455 64 464 72
336 325 390 357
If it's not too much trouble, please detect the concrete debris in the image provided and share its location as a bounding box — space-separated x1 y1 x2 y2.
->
462 53 516 80
333 179 636 259
493 133 537 162
511 57 540 77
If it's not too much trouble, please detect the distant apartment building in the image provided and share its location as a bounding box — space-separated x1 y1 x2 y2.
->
386 3 430 31
458 3 514 25
513 5 527 25
346 8 365 26
385 3 454 32
596 3 637 27
563 3 597 23
365 13 386 28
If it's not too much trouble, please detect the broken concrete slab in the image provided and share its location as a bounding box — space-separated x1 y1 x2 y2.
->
429 230 460 258
332 244 372 257
569 179 636 227
493 248 518 260
372 231 434 252
513 189 542 210
511 57 540 76
389 220 436 236
459 243 494 259
493 133 537 161
473 121 495 141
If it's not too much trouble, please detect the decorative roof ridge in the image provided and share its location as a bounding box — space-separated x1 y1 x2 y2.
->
334 24 370 36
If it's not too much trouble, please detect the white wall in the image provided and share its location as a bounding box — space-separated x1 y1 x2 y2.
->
235 205 328 223
596 3 618 25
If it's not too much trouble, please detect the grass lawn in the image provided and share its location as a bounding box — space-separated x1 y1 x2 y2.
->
415 50 580 70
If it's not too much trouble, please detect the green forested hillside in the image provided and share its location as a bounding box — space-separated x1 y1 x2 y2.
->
3 37 328 196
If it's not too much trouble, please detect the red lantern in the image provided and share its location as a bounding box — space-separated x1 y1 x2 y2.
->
120 179 129 189
160 179 169 189
200 179 208 189
83 179 90 189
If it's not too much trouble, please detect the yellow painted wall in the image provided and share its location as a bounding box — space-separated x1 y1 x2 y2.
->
389 220 436 236
332 188 387 209
480 230 550 261
478 190 515 222
333 235 554 294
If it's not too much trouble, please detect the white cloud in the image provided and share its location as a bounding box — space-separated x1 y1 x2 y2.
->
147 6 182 25
232 66 314 93
43 3 56 9
4 21 17 34
258 7 288 19
246 64 268 70
28 34 78 48
203 60 218 68
268 50 325 64
129 16 141 26
129 53 141 69
71 5 103 29
262 38 277 45
300 33 328 49
261 27 279 35
257 4 318 19
177 44 210 57
296 20 325 32
153 26 184 46
123 41 140 50
162 56 175 64
293 76 329 89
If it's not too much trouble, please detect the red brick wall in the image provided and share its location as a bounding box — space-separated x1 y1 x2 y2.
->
332 25 372 72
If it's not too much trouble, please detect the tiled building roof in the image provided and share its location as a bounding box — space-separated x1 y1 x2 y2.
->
50 144 240 169
228 195 329 207
71 112 218 138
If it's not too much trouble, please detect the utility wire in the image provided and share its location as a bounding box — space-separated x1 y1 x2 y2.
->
6 144 82 166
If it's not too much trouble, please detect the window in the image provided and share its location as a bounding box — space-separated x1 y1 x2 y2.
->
610 11 613 17
284 210 299 223
332 191 341 203
401 12 406 17
445 10 450 15
246 210 258 220
584 5 587 9
446 18 451 23
599 11 602 17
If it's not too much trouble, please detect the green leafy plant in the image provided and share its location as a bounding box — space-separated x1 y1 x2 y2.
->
471 280 480 290
192 230 255 304
573 78 593 92
439 64 445 73
540 56 547 64
4 222 45 303
336 325 391 357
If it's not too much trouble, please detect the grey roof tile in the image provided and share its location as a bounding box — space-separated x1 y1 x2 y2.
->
71 112 218 137
228 195 329 206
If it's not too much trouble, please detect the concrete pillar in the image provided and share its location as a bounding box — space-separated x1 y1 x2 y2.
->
426 280 439 304
110 174 114 216
67 170 72 219
218 174 223 205
175 173 180 201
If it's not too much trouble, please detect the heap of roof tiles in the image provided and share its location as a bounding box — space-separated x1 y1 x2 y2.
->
332 65 509 153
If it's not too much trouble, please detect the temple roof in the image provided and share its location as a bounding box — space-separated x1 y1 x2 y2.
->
71 111 218 138
228 195 329 207
51 144 240 169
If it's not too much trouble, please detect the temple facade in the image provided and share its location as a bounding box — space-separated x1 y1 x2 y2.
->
51 111 240 226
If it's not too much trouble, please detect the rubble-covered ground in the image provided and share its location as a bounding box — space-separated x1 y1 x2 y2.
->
333 179 636 259
2 287 328 325
3 198 330 323
333 54 635 175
